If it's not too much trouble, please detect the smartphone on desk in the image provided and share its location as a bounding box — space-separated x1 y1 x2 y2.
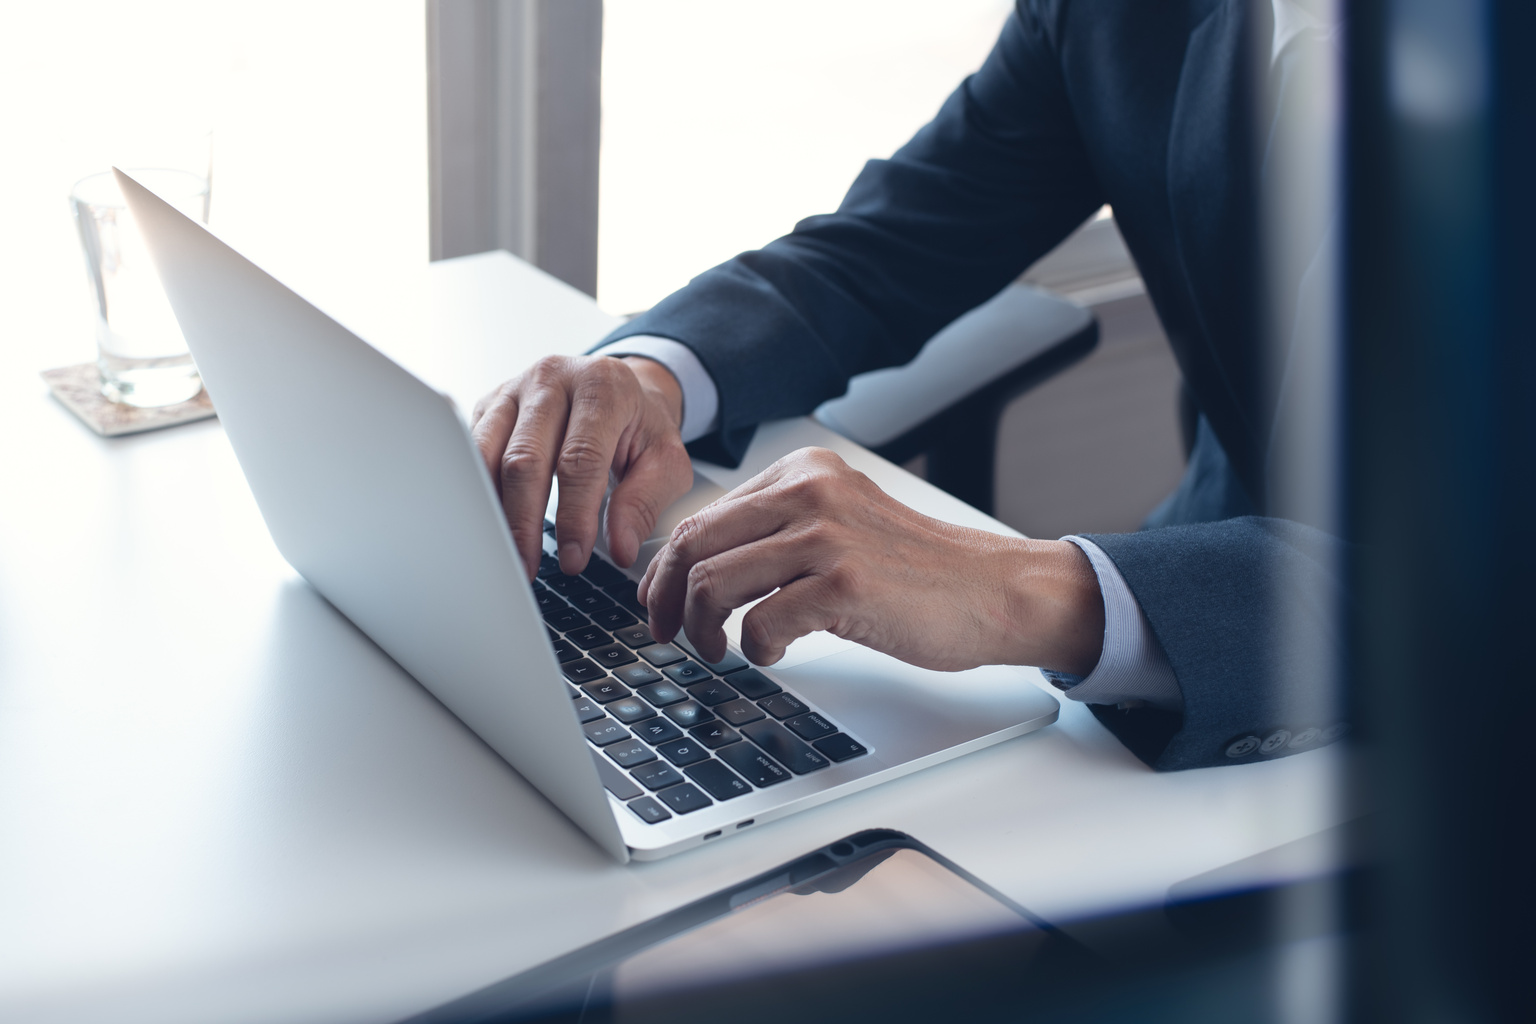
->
408 829 1100 1024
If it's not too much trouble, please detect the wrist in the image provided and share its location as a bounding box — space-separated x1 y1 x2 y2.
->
998 538 1105 676
619 355 684 433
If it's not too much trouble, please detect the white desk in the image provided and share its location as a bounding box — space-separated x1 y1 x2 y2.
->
0 252 1351 1024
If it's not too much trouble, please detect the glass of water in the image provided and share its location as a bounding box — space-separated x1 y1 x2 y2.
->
70 168 210 407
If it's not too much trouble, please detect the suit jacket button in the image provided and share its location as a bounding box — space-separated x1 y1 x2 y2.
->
1225 735 1261 758
1288 727 1321 749
1322 722 1349 742
1260 729 1291 754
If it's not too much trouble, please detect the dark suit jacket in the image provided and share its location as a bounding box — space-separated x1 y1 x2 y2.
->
597 0 1344 770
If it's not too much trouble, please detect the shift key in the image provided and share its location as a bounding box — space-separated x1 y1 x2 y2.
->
741 720 828 774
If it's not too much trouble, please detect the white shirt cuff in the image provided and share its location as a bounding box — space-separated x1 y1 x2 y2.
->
1046 536 1184 712
593 335 721 443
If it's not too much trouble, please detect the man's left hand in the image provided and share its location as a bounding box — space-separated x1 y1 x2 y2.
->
638 447 1106 675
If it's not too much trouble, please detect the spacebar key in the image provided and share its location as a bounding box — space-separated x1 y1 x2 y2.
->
741 721 829 774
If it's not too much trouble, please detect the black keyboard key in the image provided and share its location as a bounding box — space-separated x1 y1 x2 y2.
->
613 662 663 687
544 518 557 535
571 696 606 723
533 584 566 614
588 642 638 669
591 606 638 631
717 743 792 788
758 692 808 720
656 738 711 767
568 683 581 698
570 590 615 614
640 643 687 667
594 754 643 800
562 659 606 685
663 660 713 686
634 717 684 745
677 638 750 675
581 558 630 588
686 678 738 707
637 680 688 706
606 739 657 768
628 796 671 824
582 678 630 703
545 574 593 598
615 623 655 648
727 668 781 700
784 711 837 740
664 700 714 728
550 638 583 663
544 608 589 633
604 579 641 605
690 721 741 749
685 760 751 800
631 760 686 790
813 733 869 762
567 624 613 650
656 783 712 815
537 553 561 578
742 721 829 774
606 696 656 724
715 698 766 727
583 719 630 747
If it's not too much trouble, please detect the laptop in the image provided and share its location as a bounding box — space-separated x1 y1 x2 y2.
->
119 169 1059 862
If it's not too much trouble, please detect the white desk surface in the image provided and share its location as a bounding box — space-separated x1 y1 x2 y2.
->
0 251 1351 1024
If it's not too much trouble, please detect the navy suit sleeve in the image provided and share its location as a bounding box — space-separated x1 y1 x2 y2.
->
1083 518 1347 771
596 3 1105 465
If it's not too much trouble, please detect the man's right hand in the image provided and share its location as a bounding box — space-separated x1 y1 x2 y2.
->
470 354 694 580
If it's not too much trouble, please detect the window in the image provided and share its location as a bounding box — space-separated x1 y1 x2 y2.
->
598 0 1014 316
1 0 426 373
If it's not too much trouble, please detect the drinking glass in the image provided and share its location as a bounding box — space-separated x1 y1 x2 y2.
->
70 168 210 407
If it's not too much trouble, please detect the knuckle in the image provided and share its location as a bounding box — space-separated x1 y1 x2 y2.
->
577 355 627 393
669 515 706 558
686 560 721 603
527 356 571 388
822 561 860 601
500 443 545 481
625 488 666 532
557 436 608 478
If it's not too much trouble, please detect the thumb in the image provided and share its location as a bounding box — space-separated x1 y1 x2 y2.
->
605 446 693 568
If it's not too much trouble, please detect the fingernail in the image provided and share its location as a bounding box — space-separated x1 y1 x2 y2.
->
559 542 582 568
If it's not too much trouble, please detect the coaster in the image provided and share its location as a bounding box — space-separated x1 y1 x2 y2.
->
41 362 216 437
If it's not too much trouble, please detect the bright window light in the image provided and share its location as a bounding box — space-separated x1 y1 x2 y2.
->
598 0 1015 317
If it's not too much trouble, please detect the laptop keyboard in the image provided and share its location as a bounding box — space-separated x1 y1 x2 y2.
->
536 520 869 825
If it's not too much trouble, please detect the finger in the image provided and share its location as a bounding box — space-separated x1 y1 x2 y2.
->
499 385 570 577
469 384 519 480
679 539 816 663
636 481 778 602
642 495 794 641
553 371 630 573
698 446 822 508
604 445 693 569
739 575 843 666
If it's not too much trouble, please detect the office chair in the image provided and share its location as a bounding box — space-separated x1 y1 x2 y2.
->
814 283 1098 517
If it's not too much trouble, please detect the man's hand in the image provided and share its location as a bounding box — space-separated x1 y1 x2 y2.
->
470 355 694 578
638 447 1107 675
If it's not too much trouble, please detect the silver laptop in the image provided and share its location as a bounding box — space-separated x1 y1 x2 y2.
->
120 169 1059 862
